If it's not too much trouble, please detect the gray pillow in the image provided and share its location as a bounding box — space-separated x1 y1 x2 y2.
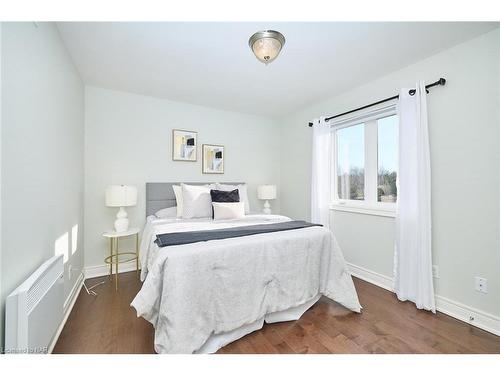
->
210 189 240 203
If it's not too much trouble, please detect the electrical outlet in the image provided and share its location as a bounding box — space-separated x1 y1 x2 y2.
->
69 264 72 280
432 265 440 278
475 277 488 293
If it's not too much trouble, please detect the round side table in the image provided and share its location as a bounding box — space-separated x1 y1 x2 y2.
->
102 227 140 291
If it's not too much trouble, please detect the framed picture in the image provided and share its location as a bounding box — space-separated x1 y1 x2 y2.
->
202 144 224 174
172 129 197 161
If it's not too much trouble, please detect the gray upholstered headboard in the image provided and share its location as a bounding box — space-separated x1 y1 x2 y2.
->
145 182 244 217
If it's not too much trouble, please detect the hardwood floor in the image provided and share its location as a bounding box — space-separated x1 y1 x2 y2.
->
53 272 500 354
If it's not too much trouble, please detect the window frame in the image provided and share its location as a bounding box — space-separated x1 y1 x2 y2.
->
330 105 397 218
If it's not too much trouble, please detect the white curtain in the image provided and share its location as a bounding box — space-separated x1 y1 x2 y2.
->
311 116 331 227
394 81 435 312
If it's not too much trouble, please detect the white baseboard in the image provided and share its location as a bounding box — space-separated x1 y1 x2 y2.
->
435 295 500 337
48 272 84 353
347 262 500 337
84 262 139 279
347 262 394 292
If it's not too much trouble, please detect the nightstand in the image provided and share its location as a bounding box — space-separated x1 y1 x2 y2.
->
102 227 140 291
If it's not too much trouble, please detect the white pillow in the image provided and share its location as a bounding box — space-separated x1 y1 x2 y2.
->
181 183 213 219
212 202 245 220
216 183 250 214
172 185 183 217
155 206 177 219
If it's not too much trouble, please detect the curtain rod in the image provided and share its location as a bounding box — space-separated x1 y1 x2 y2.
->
308 78 446 127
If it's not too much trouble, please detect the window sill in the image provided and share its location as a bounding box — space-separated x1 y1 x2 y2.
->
330 203 396 218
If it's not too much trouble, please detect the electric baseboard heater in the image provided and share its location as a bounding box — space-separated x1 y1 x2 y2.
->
5 254 64 354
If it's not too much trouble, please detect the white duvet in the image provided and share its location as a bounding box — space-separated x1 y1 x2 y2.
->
131 214 361 353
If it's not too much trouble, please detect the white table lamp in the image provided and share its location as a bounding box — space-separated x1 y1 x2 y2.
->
257 185 277 215
105 185 137 232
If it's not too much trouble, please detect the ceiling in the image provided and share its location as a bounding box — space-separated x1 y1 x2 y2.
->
57 22 499 117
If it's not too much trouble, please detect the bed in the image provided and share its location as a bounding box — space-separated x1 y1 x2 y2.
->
131 182 361 354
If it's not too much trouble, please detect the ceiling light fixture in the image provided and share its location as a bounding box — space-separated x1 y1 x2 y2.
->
248 30 285 65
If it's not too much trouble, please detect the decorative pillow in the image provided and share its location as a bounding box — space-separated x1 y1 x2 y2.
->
155 206 178 219
210 189 240 203
181 183 213 219
172 185 183 217
212 202 245 220
216 183 250 214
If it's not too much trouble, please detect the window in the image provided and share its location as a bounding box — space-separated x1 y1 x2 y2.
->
377 115 398 203
332 109 398 216
337 124 364 200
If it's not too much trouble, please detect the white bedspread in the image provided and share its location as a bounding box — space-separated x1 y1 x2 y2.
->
131 214 361 353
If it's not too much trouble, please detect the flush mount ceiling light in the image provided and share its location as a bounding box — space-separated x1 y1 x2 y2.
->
248 30 286 65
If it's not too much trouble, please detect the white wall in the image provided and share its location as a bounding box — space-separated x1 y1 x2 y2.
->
279 29 500 317
0 23 85 346
84 86 281 268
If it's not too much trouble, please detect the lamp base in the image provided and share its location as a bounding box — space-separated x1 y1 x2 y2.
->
114 207 130 232
262 200 272 215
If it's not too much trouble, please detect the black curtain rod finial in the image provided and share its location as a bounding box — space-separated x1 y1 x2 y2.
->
308 77 446 127
409 77 446 96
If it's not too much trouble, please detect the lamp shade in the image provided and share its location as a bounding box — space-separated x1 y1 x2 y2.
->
257 185 277 200
105 185 137 207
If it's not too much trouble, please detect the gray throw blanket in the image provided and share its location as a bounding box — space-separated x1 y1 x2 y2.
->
155 220 321 247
